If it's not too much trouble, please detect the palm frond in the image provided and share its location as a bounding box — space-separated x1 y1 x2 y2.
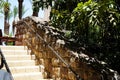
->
13 6 18 19
22 5 28 17
8 11 13 22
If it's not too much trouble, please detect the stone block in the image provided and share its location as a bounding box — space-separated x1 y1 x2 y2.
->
44 59 52 72
42 52 47 58
47 52 55 58
73 68 84 79
68 71 76 80
57 48 71 57
70 60 82 68
52 58 60 67
39 59 44 65
38 52 43 58
60 57 70 67
52 67 61 77
60 67 69 79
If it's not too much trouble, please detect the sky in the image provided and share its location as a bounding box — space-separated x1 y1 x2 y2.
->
0 0 44 35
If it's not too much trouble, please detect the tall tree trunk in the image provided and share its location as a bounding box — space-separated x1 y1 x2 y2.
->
4 2 10 35
18 0 23 19
4 20 10 35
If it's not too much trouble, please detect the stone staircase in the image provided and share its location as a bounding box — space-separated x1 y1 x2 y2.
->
0 46 52 80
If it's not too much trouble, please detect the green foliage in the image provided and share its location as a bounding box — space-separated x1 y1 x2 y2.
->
0 0 4 8
72 0 120 73
50 10 72 30
8 11 13 22
0 0 4 18
32 0 53 9
13 5 27 19
13 6 18 19
3 1 11 13
49 0 120 74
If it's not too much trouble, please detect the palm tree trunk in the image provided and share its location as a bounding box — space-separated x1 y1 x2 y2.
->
4 2 10 35
18 0 24 19
4 11 9 35
4 20 10 35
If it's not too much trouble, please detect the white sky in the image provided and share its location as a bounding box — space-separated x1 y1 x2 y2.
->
0 0 44 35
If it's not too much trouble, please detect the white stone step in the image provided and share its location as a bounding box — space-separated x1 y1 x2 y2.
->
10 66 40 74
4 55 32 60
13 72 43 80
7 60 36 67
0 46 53 80
39 79 54 80
0 46 27 50
1 50 29 55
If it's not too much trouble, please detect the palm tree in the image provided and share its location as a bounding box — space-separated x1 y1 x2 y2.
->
0 0 3 44
4 1 10 35
18 0 24 19
0 0 4 19
12 6 18 34
0 0 4 11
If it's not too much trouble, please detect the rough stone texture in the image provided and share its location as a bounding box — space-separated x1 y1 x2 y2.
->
14 16 118 80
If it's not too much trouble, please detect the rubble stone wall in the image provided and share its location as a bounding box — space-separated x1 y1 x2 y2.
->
15 17 101 80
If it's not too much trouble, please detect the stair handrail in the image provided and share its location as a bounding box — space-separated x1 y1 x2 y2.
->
21 21 82 80
0 49 14 80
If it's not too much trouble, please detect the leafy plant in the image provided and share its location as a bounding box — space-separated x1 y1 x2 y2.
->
71 0 120 73
50 0 120 74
